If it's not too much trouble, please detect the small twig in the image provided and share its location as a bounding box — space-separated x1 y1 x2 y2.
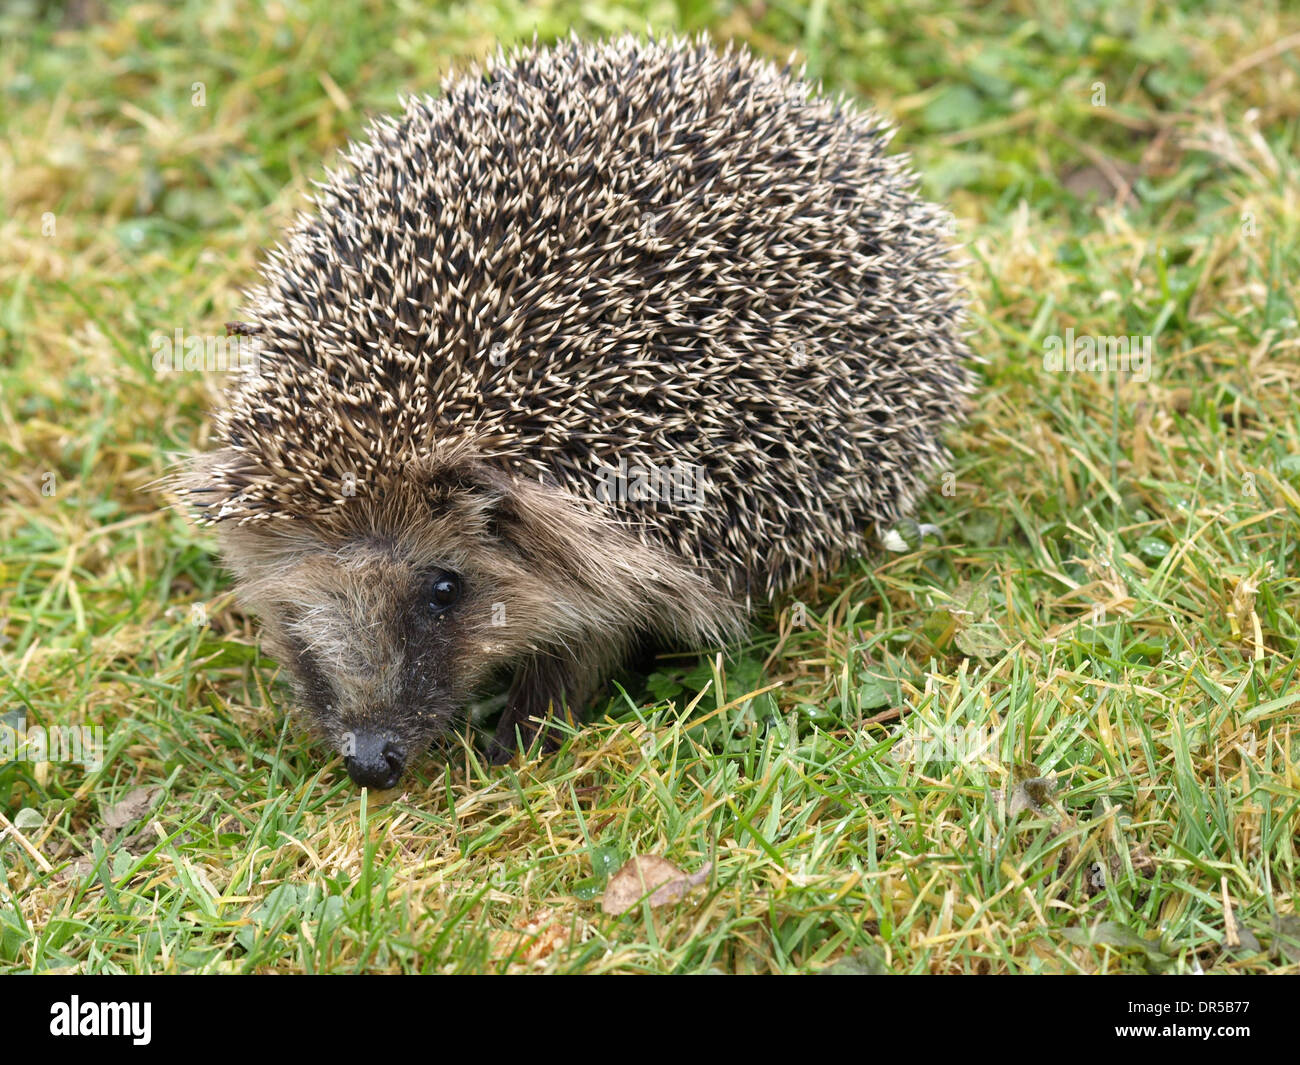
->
1222 876 1239 948
0 811 53 873
862 705 906 727
1201 31 1300 101
1053 127 1136 209
1142 31 1300 172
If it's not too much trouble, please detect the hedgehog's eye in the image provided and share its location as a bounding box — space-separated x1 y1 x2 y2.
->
428 573 462 614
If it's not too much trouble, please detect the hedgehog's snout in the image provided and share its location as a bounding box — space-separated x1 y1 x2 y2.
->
344 728 406 790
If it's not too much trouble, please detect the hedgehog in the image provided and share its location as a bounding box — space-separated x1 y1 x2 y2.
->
177 34 973 790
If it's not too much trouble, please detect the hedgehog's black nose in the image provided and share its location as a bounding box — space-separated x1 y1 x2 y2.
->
344 730 406 789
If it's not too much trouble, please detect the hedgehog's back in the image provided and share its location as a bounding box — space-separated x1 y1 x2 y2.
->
209 35 972 598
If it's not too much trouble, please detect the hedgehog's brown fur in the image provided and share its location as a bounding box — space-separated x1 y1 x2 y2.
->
178 34 973 787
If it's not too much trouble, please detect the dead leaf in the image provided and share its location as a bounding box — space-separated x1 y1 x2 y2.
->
101 786 163 830
601 855 712 915
1085 843 1157 897
1007 764 1056 817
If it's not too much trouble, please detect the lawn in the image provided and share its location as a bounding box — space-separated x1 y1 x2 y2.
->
1 0 1298 973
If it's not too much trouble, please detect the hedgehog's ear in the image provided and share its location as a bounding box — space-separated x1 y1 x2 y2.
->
409 446 742 644
408 444 505 509
483 474 606 572
413 451 591 564
481 470 747 647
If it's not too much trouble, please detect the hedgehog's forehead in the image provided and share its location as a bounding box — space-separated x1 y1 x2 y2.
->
316 527 469 577
216 517 467 609
281 535 421 597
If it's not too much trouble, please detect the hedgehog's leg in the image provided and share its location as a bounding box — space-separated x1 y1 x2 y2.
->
488 651 601 763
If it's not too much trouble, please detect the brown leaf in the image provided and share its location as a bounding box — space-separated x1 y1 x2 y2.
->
601 855 712 915
100 786 163 830
1007 764 1056 818
1086 842 1158 897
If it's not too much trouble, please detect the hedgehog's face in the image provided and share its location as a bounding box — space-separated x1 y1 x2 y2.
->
274 548 473 789
217 526 539 790
203 453 741 791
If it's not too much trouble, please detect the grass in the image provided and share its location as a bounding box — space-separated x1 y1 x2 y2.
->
2 0 1299 973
